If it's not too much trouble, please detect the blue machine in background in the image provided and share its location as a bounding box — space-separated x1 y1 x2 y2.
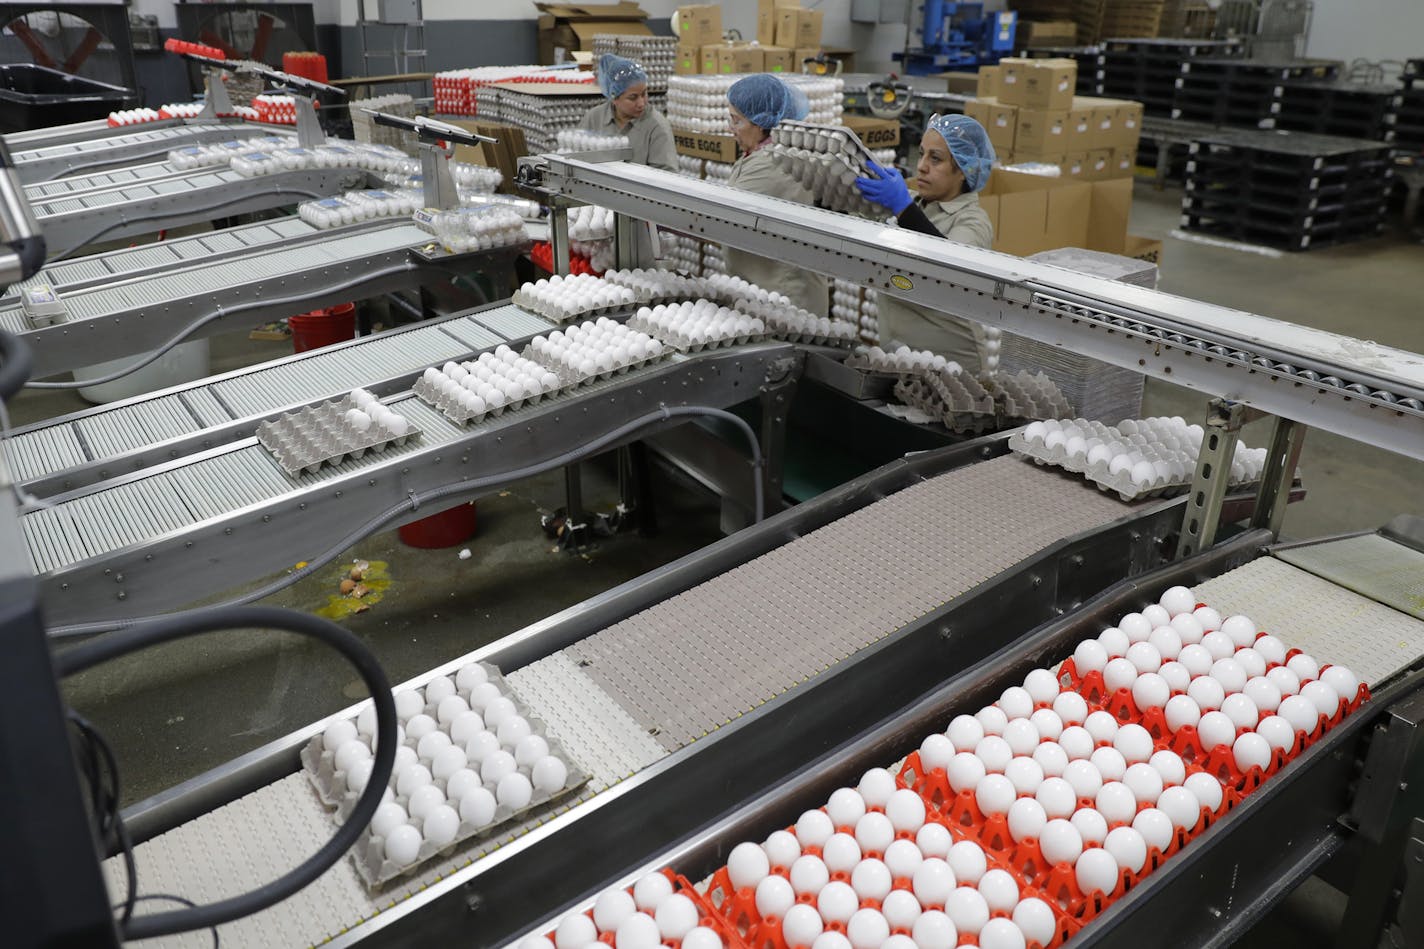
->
894 1 1017 75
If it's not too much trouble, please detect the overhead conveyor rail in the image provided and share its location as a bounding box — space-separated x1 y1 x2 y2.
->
8 218 494 377
16 304 799 626
104 441 1192 948
28 163 369 258
12 123 288 184
530 156 1424 462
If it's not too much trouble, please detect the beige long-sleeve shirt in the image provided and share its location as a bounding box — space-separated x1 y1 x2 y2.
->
721 147 830 318
577 101 678 171
875 191 994 371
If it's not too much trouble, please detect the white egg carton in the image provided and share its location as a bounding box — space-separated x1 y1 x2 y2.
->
522 318 670 384
166 136 291 170
450 161 503 193
991 370 1073 422
894 372 998 435
300 661 588 889
411 205 528 255
299 189 424 229
256 390 418 478
511 274 642 323
627 302 768 353
602 267 707 306
555 129 631 154
413 348 569 425
732 295 858 348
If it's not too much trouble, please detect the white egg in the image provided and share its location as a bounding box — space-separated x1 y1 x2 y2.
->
1148 626 1184 663
1118 613 1152 642
851 858 893 902
1003 718 1040 756
794 808 835 848
681 928 722 949
396 761 433 797
1012 897 1057 948
1073 639 1109 674
886 788 927 833
1032 741 1069 779
1286 653 1320 683
633 872 674 913
422 802 460 847
323 719 359 753
944 841 984 887
418 730 453 762
1302 680 1343 718
1141 604 1172 628
1005 756 1045 796
1170 614 1205 646
370 801 407 839
1052 691 1089 725
978 868 1020 914
1090 747 1127 783
1183 772 1224 813
1220 615 1259 648
480 750 517 785
1062 759 1103 799
1254 635 1287 666
827 787 867 828
1098 627 1131 657
616 911 661 949
857 768 898 808
1159 585 1197 616
1104 826 1149 874
975 774 1018 817
755 874 795 919
1095 781 1138 825
976 705 1010 736
1122 762 1164 806
465 730 502 765
947 715 986 752
727 840 770 890
594 889 637 933
393 689 425 722
1103 657 1139 693
911 911 958 949
1277 694 1320 734
1188 675 1227 711
1156 785 1202 830
1221 693 1260 730
1023 668 1061 705
1176 644 1214 678
1058 726 1095 761
999 686 1035 720
431 744 469 781
881 889 922 931
425 676 457 706
782 903 824 947
763 830 801 871
854 811 895 855
383 823 423 866
1008 797 1048 842
1235 647 1268 679
817 880 859 924
1070 807 1110 846
1131 673 1171 712
514 734 550 768
975 735 1014 774
788 854 830 897
944 886 990 935
1321 665 1359 702
1074 847 1120 896
1082 712 1118 748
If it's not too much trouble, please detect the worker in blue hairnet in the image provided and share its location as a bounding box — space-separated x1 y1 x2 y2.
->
578 53 677 170
721 73 830 317
855 113 997 371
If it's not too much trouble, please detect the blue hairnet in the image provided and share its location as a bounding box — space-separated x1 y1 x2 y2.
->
728 74 809 130
597 54 647 99
927 114 996 192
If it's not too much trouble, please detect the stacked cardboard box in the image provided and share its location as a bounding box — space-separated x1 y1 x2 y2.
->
966 58 1142 181
535 2 652 65
972 168 1160 261
673 2 819 76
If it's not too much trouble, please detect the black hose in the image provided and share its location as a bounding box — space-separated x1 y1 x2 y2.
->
56 605 398 940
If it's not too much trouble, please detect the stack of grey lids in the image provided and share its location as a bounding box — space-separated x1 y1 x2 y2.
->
998 248 1159 423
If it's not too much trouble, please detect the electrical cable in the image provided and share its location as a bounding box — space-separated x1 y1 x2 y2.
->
56 605 399 940
26 262 414 389
114 895 218 948
47 404 765 638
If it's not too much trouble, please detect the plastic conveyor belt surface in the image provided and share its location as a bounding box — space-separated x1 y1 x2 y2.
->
12 124 279 178
100 457 1135 948
8 310 550 485
1273 534 1424 622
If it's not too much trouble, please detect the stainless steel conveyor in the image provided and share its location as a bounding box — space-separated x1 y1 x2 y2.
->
11 122 290 184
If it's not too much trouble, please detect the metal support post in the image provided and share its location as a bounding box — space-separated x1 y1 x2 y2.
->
292 94 326 148
1175 398 1245 560
758 356 801 519
1336 690 1424 949
199 67 235 119
1249 415 1306 539
549 203 571 277
613 212 637 270
418 142 459 211
1389 819 1424 948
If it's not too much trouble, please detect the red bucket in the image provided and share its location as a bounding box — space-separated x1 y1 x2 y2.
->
290 303 356 353
398 501 478 549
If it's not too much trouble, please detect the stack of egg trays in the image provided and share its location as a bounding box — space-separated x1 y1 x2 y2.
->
626 311 768 353
1007 427 1262 504
893 370 997 435
410 365 569 427
511 292 644 325
992 371 1073 423
520 336 671 385
300 662 589 889
769 120 885 219
601 269 706 306
256 394 418 478
732 297 858 348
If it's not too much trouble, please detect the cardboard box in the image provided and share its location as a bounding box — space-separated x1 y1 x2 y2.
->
1112 101 1144 147
1083 148 1114 181
1110 145 1138 177
1016 20 1078 48
673 4 722 48
793 47 821 70
536 3 652 65
699 44 720 74
1065 104 1095 151
932 71 983 95
716 44 765 74
673 128 738 163
1060 151 1088 179
1013 108 1069 154
758 0 800 46
775 8 823 48
965 97 1018 152
977 65 1001 99
761 45 794 73
1124 234 1162 265
675 43 700 74
975 168 1133 256
1008 149 1067 166
440 118 528 193
1073 96 1117 150
842 114 900 148
999 57 1076 110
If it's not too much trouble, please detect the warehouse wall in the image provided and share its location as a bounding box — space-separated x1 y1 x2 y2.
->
1305 0 1424 67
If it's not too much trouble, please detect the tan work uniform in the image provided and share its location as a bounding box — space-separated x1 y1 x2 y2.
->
722 146 830 317
875 191 995 372
577 101 678 171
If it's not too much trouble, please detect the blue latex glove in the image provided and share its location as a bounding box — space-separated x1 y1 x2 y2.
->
855 160 912 214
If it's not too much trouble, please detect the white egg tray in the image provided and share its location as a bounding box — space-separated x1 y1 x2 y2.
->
412 359 570 427
626 313 767 353
256 395 418 478
521 343 669 386
167 136 291 170
894 373 998 435
731 296 858 348
301 662 588 889
230 146 321 177
768 120 886 220
602 268 707 306
991 370 1073 422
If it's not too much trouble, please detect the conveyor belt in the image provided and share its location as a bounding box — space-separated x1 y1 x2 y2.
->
1273 533 1424 622
12 123 285 184
101 455 1138 948
29 164 367 258
5 117 174 151
15 221 442 376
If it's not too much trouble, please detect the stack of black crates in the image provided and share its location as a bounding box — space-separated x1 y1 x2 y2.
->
1397 59 1424 154
1180 128 1394 250
1100 37 1241 116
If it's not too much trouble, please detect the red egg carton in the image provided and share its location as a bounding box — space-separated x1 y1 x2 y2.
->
530 241 602 277
1056 659 1110 706
164 38 226 59
543 869 748 949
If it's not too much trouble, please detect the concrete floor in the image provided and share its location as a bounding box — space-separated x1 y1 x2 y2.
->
9 179 1419 944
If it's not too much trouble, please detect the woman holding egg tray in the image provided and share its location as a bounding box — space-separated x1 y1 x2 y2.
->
855 114 997 373
722 74 831 318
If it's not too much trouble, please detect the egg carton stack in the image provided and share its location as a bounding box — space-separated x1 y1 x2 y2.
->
677 155 704 179
350 93 419 153
523 318 670 384
411 204 528 254
667 76 735 134
788 76 845 125
663 233 704 275
253 93 299 125
700 242 727 276
413 348 569 425
568 204 616 241
1009 416 1278 503
381 161 504 195
511 273 641 323
703 160 733 183
228 145 322 177
848 346 997 433
767 121 886 220
603 267 708 305
616 35 676 92
166 137 293 170
302 661 586 887
628 301 767 352
525 870 737 949
555 129 631 154
473 84 603 155
256 389 417 478
732 293 858 348
298 189 422 229
990 370 1073 423
477 194 542 219
831 279 881 345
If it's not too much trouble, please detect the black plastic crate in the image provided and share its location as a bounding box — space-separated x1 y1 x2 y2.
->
1179 210 1386 251
0 64 132 133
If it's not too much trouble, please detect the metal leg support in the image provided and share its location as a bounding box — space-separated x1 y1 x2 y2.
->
613 212 636 271
1249 416 1306 539
1336 690 1424 949
1175 398 1245 560
758 358 800 521
549 204 571 277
